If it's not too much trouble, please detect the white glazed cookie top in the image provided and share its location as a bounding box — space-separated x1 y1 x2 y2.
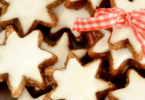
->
91 28 145 70
50 2 90 37
71 49 87 59
111 48 145 70
41 33 70 69
41 32 87 69
89 0 102 9
1 0 56 34
111 48 133 70
110 27 141 53
111 0 144 53
92 29 110 53
0 30 5 44
114 0 145 12
112 69 145 100
18 89 45 100
0 30 52 90
51 58 109 100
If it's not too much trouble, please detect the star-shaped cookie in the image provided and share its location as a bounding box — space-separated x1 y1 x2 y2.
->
41 32 88 69
110 48 145 76
18 88 46 100
89 29 145 76
44 52 115 100
109 0 145 61
0 0 62 36
49 2 90 42
0 25 57 97
109 69 145 100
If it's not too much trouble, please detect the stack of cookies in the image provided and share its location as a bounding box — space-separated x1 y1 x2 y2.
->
0 0 144 100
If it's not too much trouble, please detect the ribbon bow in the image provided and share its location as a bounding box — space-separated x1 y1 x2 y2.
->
73 7 145 55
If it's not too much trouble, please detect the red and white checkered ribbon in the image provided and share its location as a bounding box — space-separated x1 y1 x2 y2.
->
85 31 97 47
73 7 145 55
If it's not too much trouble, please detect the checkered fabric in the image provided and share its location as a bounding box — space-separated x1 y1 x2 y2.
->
85 31 96 47
73 7 145 55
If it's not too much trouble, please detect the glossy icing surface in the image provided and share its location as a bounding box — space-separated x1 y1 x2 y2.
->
112 69 145 100
0 30 52 90
93 30 110 53
51 58 109 100
1 0 56 34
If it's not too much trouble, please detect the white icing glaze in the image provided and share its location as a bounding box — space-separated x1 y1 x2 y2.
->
0 30 5 44
18 89 45 100
114 0 145 12
41 32 87 69
51 58 109 100
111 48 145 70
0 30 52 90
41 33 69 69
34 48 88 91
112 69 145 100
71 49 87 59
110 27 141 53
50 2 90 37
92 29 110 53
1 0 56 34
91 29 144 70
89 0 102 9
111 48 133 70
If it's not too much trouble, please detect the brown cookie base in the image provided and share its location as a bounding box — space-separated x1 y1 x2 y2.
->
64 0 87 10
0 0 64 37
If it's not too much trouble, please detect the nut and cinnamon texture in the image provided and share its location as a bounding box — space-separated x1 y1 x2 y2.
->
0 0 64 37
109 69 145 100
44 52 115 100
64 0 87 10
109 0 145 61
0 25 57 98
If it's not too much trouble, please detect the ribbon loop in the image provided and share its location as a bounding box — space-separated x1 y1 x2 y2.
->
73 7 145 56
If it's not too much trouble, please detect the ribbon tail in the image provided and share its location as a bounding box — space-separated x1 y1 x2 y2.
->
138 32 145 40
85 32 96 47
73 17 116 32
